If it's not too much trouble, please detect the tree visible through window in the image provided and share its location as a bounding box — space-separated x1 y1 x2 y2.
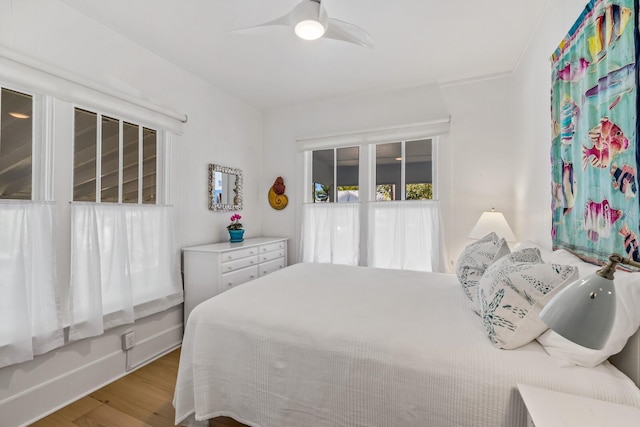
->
376 139 432 201
312 147 359 203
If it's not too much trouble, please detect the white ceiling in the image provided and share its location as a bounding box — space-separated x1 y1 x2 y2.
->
58 0 550 110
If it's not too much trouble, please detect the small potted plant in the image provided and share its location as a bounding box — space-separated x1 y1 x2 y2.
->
227 213 244 242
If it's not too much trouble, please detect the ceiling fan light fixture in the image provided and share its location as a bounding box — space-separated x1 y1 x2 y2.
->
291 0 327 41
232 0 373 48
295 19 325 40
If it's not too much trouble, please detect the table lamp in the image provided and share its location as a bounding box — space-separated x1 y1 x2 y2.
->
468 208 516 242
540 253 640 350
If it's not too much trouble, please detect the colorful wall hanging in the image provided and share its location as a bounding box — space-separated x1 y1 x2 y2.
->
551 0 639 264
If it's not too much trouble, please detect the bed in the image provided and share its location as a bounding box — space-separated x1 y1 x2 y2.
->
173 243 640 427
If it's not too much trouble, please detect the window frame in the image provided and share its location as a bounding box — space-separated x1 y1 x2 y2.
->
71 105 168 205
0 83 52 202
304 136 439 204
311 146 361 203
373 138 437 202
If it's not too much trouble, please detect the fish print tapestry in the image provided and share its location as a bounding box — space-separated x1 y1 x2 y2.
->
551 0 639 264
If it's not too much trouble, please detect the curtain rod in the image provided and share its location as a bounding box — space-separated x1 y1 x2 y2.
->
296 118 450 143
0 46 188 124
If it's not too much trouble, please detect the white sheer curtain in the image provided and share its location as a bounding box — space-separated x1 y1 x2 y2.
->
367 200 447 272
0 201 63 368
300 203 360 265
68 203 183 341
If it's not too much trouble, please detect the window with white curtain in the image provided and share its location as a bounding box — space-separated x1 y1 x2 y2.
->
0 86 64 368
301 146 361 265
68 203 182 341
0 52 186 367
300 203 360 265
299 121 448 272
68 107 182 342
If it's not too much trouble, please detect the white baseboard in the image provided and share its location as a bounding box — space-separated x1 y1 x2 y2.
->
2 320 183 427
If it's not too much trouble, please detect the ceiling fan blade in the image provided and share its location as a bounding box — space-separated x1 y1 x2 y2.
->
324 18 374 48
230 11 293 33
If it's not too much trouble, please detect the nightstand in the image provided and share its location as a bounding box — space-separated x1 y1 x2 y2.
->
517 383 640 426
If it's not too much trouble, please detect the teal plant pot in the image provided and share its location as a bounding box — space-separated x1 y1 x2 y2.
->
229 229 245 243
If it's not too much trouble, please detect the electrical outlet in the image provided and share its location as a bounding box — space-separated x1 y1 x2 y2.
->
122 331 136 350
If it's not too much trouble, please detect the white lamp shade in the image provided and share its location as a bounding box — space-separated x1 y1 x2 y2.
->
540 274 616 350
468 210 516 242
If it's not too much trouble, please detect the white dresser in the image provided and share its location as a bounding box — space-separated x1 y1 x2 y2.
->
182 237 288 323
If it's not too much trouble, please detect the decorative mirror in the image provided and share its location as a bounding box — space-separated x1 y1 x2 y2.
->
208 164 243 211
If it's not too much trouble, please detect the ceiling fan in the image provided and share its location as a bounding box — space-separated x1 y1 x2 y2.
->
233 0 374 48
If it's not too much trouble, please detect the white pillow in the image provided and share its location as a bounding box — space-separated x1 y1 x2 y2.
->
513 240 554 262
476 247 578 349
456 232 510 302
545 248 599 278
537 261 640 367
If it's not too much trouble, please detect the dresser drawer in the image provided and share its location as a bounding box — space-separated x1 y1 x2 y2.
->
260 249 285 263
222 255 258 273
221 246 259 262
259 241 286 254
221 265 259 291
259 258 286 277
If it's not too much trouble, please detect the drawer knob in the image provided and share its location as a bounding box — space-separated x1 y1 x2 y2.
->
250 275 255 279
227 282 233 287
250 260 255 264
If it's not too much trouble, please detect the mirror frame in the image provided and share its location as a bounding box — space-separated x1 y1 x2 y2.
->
208 164 243 212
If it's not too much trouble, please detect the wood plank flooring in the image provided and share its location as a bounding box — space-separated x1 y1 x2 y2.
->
30 348 246 427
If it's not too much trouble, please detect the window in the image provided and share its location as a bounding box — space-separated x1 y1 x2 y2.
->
312 147 359 203
73 108 157 204
375 139 433 201
69 107 180 342
0 88 33 200
0 87 62 368
303 133 444 272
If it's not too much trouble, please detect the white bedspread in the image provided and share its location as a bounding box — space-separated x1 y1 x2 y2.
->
174 263 640 427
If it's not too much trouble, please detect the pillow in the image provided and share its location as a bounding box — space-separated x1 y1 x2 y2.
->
537 260 640 367
476 247 578 349
456 232 510 302
547 249 600 278
513 240 555 263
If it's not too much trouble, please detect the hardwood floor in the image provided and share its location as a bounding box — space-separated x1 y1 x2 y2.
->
31 348 246 427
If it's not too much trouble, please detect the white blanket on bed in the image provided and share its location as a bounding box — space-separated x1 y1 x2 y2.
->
174 263 640 427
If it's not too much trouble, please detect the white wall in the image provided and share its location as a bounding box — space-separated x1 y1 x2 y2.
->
0 0 595 423
261 77 518 267
0 1 263 425
512 0 589 246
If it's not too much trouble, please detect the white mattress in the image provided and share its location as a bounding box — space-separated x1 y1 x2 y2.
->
174 263 640 427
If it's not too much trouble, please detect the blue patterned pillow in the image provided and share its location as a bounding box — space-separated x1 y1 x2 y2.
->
476 247 578 349
456 232 510 302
